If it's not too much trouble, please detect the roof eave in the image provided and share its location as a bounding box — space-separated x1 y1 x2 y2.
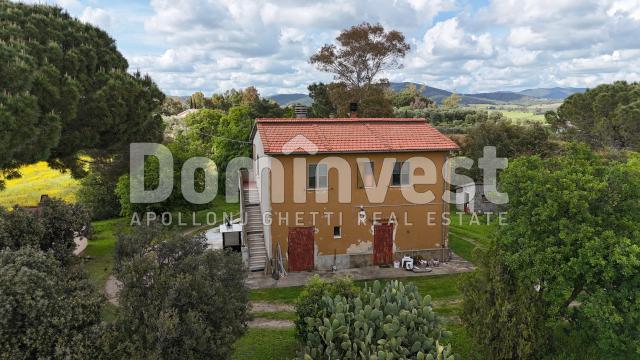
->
263 148 459 156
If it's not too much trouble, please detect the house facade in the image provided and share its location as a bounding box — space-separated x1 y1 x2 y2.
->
242 117 459 272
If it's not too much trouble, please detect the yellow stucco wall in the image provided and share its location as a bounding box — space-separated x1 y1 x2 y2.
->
265 151 450 266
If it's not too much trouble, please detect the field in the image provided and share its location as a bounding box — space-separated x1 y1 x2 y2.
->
0 161 80 207
468 103 561 124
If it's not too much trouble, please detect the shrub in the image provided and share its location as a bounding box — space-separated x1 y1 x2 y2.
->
105 228 250 360
77 171 121 220
0 198 91 263
295 275 360 341
300 280 455 360
0 247 103 359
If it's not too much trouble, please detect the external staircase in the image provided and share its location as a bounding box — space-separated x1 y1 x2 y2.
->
242 185 267 271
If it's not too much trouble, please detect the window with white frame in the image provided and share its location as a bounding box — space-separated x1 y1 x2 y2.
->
391 161 410 186
307 163 328 189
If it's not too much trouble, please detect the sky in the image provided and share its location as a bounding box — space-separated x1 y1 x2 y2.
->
20 0 640 96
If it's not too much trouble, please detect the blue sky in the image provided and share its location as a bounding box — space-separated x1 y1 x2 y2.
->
21 0 640 96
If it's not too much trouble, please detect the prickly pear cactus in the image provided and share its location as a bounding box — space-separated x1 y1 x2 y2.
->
299 280 455 359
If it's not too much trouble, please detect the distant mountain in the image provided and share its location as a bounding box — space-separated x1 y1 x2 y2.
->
264 83 587 106
267 93 312 106
517 87 586 100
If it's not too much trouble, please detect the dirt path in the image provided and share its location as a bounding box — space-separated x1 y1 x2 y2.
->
248 318 294 328
251 302 295 312
104 275 122 306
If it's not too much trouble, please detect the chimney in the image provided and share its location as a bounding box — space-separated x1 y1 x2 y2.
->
349 102 358 118
294 104 307 118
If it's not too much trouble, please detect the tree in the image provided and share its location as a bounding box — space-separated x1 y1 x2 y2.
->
460 116 556 181
115 134 211 216
189 91 206 109
213 106 254 194
461 144 640 357
105 226 250 359
0 247 103 359
549 81 640 150
0 198 91 263
328 82 394 117
161 97 186 116
443 92 461 108
0 2 164 186
310 22 410 100
308 83 335 117
391 83 434 109
77 169 122 220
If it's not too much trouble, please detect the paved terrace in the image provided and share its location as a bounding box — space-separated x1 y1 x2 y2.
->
246 255 474 289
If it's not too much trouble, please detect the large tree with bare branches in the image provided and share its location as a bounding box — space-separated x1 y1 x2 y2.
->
309 22 410 100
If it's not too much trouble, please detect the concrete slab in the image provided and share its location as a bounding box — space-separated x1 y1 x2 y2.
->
246 254 474 289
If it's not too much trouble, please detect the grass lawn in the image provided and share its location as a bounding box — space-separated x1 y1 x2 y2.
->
241 273 474 360
0 161 80 207
82 198 239 290
249 273 464 305
82 217 128 289
252 311 298 321
232 328 298 360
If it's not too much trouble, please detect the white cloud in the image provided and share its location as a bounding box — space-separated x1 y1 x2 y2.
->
80 7 112 29
103 0 640 95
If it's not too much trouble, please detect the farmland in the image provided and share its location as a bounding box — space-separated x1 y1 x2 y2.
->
0 161 80 208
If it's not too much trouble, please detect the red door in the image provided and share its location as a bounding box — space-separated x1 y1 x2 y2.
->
287 227 315 271
373 223 394 265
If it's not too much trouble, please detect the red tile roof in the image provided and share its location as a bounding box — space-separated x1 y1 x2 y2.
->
253 118 459 154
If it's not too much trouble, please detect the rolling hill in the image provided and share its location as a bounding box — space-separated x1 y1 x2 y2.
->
266 82 586 106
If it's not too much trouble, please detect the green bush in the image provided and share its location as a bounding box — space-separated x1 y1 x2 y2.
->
0 198 91 263
105 228 250 359
295 275 360 341
299 280 455 360
0 247 103 359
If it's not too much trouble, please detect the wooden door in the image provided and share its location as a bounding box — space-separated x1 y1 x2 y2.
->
373 223 394 265
287 227 315 271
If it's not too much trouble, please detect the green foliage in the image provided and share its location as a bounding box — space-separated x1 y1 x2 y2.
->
443 93 461 108
460 252 548 359
161 97 186 116
394 108 481 133
392 84 434 109
295 275 360 340
461 144 640 358
461 117 556 180
190 91 206 109
115 134 212 216
308 82 336 117
0 197 91 263
551 81 640 149
300 280 454 360
77 170 121 220
105 227 250 359
328 82 394 117
0 1 164 183
213 106 254 194
0 247 103 359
